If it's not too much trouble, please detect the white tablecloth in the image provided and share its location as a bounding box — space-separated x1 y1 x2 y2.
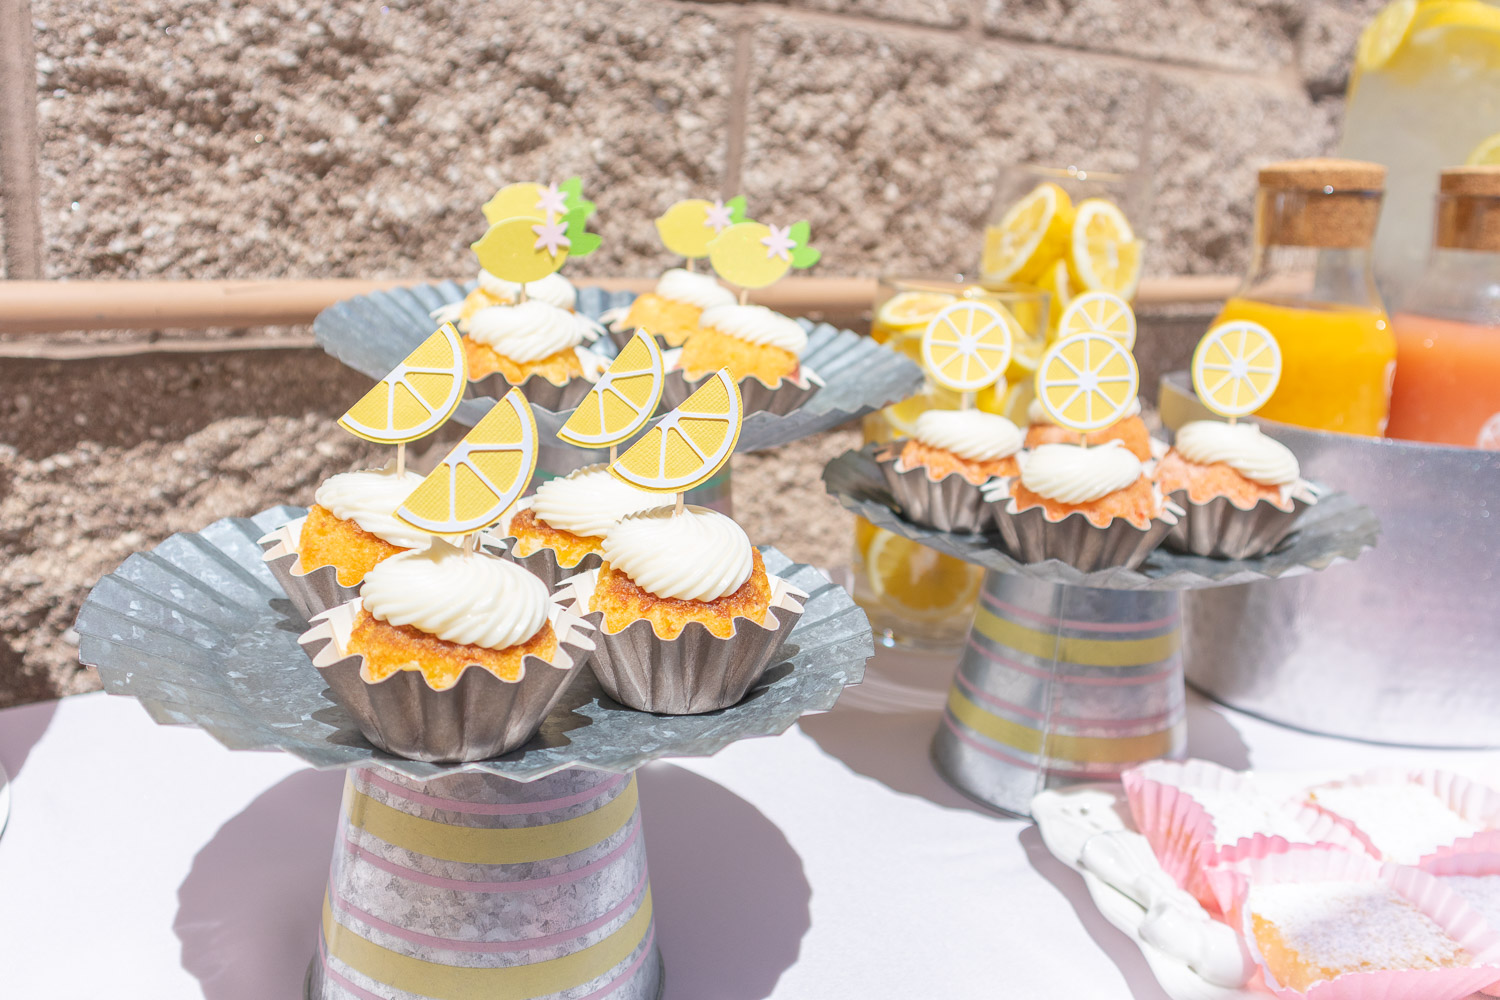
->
3 649 1498 1000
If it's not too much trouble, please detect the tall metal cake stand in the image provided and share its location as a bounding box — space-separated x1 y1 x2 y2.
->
75 507 872 1000
824 446 1379 817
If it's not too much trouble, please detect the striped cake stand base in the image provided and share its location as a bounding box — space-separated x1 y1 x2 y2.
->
931 572 1186 818
306 766 663 1000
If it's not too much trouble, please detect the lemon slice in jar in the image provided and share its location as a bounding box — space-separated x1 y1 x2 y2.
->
610 369 742 493
395 388 538 536
981 182 1074 284
1356 0 1417 71
1069 199 1143 300
863 528 982 622
338 323 466 444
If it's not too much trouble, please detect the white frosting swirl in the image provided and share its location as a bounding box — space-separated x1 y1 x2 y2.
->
1173 420 1299 486
602 506 754 602
1020 441 1143 504
476 270 577 311
1029 395 1142 425
699 304 808 356
654 268 737 310
530 464 663 539
360 541 550 650
468 300 600 362
314 465 430 549
912 410 1023 462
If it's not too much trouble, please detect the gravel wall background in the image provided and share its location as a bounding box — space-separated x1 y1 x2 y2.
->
0 0 1376 704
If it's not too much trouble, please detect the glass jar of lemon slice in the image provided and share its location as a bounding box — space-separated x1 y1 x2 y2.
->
853 277 1048 650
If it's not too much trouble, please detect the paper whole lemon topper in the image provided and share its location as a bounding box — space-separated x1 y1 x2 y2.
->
706 219 820 290
1034 331 1140 433
656 196 747 259
1057 291 1137 350
471 208 601 284
1192 320 1283 420
920 301 1016 394
395 388 539 537
338 323 467 444
482 177 596 226
556 331 666 449
609 369 742 494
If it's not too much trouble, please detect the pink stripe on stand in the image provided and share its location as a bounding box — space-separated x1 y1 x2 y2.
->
356 770 628 816
952 670 1178 731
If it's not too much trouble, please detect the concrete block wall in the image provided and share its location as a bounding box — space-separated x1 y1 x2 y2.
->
0 0 1380 705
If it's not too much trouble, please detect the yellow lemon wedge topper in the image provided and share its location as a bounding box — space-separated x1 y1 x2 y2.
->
557 331 666 449
920 301 1015 393
1192 320 1283 420
608 369 742 494
1034 331 1139 433
338 323 467 444
656 196 747 259
1058 291 1137 349
395 388 539 537
707 219 820 290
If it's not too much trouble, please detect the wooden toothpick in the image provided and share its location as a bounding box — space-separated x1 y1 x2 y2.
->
674 492 685 516
396 441 406 478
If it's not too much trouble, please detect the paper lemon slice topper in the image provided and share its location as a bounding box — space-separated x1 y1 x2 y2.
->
657 196 747 259
1058 291 1137 350
396 388 539 536
609 369 742 494
921 301 1015 393
707 220 820 289
482 177 596 226
1192 321 1283 419
557 331 665 449
338 323 467 444
1034 331 1139 432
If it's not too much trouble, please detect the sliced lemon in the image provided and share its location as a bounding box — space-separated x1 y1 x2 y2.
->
1467 131 1500 166
1035 331 1140 432
1006 332 1044 382
1058 291 1137 350
708 221 790 289
396 388 539 536
1192 321 1283 419
979 376 1036 426
472 216 568 285
1069 199 1143 300
610 369 742 493
558 331 665 449
1038 258 1072 336
339 323 467 444
981 182 1074 284
877 290 958 333
864 529 982 623
1357 0 1417 71
921 301 1015 392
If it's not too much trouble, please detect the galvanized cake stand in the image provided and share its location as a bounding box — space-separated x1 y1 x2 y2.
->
75 507 872 1000
824 446 1379 817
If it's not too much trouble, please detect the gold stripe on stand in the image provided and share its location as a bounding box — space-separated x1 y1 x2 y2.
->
946 687 1177 764
346 777 638 865
972 608 1180 668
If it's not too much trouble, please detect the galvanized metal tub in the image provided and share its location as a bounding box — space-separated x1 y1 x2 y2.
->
1160 372 1500 748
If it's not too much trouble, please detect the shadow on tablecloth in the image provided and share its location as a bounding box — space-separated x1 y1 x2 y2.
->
170 761 811 1000
0 699 59 781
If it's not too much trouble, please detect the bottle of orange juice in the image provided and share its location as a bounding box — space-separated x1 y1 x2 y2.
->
1212 159 1396 436
1387 166 1500 448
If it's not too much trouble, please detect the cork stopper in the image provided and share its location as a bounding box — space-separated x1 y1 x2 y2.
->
1437 166 1500 252
1255 159 1385 250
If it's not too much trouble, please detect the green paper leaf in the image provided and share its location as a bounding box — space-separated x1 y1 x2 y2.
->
559 176 596 219
790 246 821 269
788 220 811 245
727 196 747 224
564 207 601 257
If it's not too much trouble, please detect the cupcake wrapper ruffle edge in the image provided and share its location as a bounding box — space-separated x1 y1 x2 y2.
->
985 479 1183 572
1164 482 1322 560
875 447 994 534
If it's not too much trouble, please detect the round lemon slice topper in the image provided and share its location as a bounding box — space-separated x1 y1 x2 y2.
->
395 388 539 536
920 301 1015 392
338 323 466 444
609 369 742 494
1058 290 1137 349
557 331 666 449
1192 320 1283 419
1034 331 1139 432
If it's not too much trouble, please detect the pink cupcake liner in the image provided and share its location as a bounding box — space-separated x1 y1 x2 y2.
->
1227 847 1500 1000
1304 769 1500 862
1417 832 1500 997
1123 760 1365 913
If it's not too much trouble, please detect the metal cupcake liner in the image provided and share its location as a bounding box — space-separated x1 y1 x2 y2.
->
984 478 1184 572
1164 482 1324 560
605 324 675 354
659 365 821 418
874 446 994 534
467 365 597 413
493 499 606 591
259 517 360 623
299 599 595 763
556 567 808 715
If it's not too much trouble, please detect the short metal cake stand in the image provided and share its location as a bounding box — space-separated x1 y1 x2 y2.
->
76 507 872 1000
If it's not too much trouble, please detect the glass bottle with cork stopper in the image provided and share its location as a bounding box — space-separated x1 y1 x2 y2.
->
1387 166 1500 448
1211 158 1396 437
